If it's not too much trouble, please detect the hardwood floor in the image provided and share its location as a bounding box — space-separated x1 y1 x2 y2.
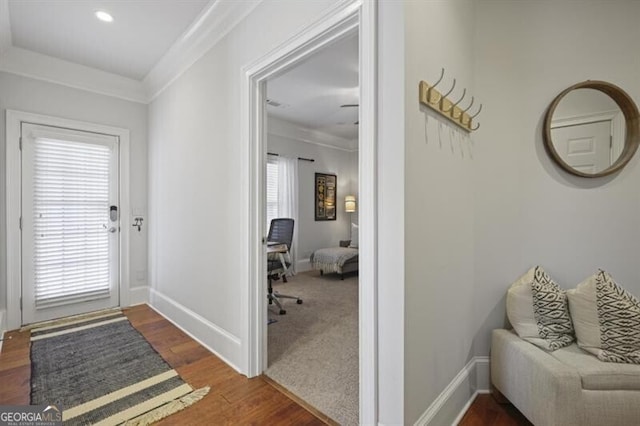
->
459 394 532 426
0 304 533 425
0 304 326 425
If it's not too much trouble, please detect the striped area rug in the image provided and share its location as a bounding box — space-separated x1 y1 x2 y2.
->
29 310 209 425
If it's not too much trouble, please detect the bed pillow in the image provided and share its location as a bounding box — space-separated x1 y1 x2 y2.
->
567 270 640 364
349 223 359 248
506 266 574 351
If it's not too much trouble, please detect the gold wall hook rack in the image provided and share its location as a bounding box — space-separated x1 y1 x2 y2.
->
419 68 482 132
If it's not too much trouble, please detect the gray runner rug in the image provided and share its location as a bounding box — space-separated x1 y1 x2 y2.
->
30 310 209 425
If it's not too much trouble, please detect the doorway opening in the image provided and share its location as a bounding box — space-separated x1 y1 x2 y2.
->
264 32 360 424
241 1 377 424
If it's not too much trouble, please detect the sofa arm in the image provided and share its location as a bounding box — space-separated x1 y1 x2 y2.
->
491 329 584 426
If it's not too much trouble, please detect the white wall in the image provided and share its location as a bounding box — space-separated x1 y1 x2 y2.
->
267 117 357 270
472 0 640 357
147 0 337 369
377 1 405 423
404 0 476 423
403 1 640 423
554 88 619 119
0 71 148 318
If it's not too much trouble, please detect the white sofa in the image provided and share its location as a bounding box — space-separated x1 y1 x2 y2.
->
491 329 640 426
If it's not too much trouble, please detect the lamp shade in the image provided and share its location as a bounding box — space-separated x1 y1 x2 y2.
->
345 195 356 213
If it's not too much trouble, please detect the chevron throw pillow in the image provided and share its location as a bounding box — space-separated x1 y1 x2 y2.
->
507 266 575 351
595 270 640 364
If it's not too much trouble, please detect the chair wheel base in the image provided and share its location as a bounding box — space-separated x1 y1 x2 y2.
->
279 309 287 315
296 299 303 304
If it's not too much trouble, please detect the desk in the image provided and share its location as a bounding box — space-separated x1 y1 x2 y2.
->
267 243 290 277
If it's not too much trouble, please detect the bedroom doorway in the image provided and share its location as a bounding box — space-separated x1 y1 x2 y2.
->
263 32 360 425
242 1 377 424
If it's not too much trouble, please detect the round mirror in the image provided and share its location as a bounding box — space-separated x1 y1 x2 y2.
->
543 81 640 177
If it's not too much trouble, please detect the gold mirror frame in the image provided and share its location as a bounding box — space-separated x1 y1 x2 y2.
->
543 80 640 178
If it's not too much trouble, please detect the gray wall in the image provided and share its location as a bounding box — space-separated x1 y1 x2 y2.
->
404 1 640 422
472 0 640 356
0 71 148 318
404 0 476 423
267 118 358 267
147 0 336 364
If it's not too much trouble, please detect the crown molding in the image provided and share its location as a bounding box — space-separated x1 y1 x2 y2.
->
267 115 358 152
0 0 12 55
143 0 263 102
0 47 148 103
0 0 262 104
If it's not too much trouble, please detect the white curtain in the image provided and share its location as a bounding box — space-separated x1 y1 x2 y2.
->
277 156 298 274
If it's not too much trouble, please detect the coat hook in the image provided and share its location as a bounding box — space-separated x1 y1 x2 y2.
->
443 88 466 113
470 103 483 119
441 78 456 99
431 68 445 90
418 70 482 134
462 96 475 113
132 217 144 232
427 68 445 104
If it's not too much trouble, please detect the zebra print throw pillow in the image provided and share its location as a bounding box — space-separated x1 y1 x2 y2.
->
506 266 574 351
595 270 640 364
530 267 575 350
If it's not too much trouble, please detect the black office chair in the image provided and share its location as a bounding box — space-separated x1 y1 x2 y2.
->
267 218 302 315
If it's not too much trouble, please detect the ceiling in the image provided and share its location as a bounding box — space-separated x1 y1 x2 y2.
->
0 0 359 123
267 33 359 143
7 0 210 80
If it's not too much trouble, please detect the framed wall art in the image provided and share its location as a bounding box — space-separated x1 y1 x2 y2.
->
314 173 337 221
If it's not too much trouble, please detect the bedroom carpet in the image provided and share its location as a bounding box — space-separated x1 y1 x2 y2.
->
266 271 358 426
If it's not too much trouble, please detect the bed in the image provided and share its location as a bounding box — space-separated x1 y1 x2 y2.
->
310 244 358 279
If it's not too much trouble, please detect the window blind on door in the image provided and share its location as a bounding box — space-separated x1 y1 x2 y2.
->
32 138 112 308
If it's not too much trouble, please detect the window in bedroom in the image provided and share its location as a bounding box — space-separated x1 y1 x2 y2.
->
266 156 279 228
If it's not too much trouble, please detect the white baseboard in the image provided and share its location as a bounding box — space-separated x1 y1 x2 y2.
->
474 356 490 392
148 288 242 373
296 258 312 272
129 286 150 305
0 309 5 352
414 356 491 426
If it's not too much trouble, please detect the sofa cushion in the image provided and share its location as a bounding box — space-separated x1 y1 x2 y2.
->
507 266 575 351
550 344 640 390
568 270 640 364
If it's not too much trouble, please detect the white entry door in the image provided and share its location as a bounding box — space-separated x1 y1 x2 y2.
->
551 120 613 174
21 123 120 324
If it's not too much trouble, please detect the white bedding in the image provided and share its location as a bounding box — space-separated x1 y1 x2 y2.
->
310 247 358 273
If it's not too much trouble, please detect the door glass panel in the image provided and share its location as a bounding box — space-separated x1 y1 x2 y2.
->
31 137 112 307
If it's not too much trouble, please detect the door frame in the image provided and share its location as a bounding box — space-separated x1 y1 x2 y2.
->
5 110 131 329
240 0 378 423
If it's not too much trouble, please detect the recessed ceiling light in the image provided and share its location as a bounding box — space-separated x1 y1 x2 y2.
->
95 10 114 23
